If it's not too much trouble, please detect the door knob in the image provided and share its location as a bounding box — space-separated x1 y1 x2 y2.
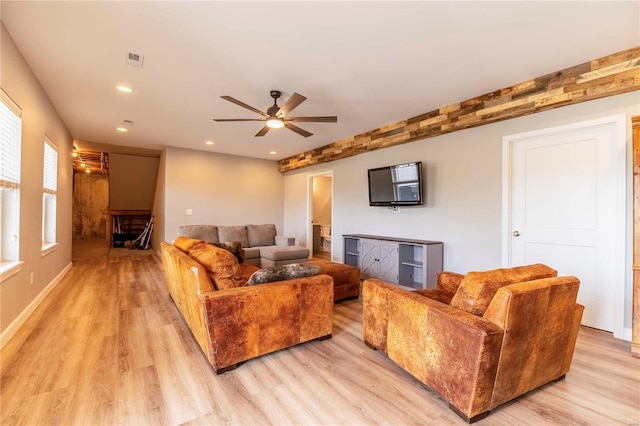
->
512 231 520 237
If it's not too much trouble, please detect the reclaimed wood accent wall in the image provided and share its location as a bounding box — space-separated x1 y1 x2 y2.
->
72 172 109 239
279 46 640 173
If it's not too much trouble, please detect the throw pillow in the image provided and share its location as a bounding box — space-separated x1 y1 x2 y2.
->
177 225 219 244
218 226 250 248
449 263 557 316
212 241 244 264
247 224 277 247
189 243 245 290
173 236 204 253
247 263 321 285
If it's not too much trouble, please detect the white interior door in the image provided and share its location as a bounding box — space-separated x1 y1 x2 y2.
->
503 115 626 333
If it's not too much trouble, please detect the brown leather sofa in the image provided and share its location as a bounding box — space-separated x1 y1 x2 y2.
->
363 264 584 423
161 237 334 373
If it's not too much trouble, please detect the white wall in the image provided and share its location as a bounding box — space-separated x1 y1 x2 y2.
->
109 153 159 210
0 24 74 337
312 176 332 225
161 146 285 243
283 91 640 329
152 149 167 251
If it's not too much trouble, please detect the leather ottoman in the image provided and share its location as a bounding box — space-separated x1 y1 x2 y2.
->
307 260 361 302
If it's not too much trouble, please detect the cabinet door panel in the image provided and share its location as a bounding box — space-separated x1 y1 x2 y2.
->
378 241 399 283
360 239 379 279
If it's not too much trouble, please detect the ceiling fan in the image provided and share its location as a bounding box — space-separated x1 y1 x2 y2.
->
213 90 337 138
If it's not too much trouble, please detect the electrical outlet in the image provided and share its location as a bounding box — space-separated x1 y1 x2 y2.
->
186 209 193 216
30 272 34 285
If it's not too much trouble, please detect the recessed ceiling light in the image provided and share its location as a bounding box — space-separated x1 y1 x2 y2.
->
205 141 214 145
85 169 91 173
269 151 277 155
116 85 134 93
116 127 128 132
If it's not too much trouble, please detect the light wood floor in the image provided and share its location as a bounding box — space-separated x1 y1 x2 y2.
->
312 250 331 261
71 238 109 259
1 245 639 425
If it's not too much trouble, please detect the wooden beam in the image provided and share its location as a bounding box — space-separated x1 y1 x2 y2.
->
278 46 640 173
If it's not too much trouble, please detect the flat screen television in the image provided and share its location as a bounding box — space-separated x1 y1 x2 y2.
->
368 161 423 206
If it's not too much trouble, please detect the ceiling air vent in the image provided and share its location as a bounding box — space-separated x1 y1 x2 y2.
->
122 119 134 126
125 52 144 69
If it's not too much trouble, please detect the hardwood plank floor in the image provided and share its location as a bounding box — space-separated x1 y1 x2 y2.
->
312 251 331 261
1 246 639 425
71 239 108 260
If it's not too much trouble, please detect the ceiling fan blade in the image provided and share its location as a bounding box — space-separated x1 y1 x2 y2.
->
276 92 307 117
213 118 266 122
284 122 313 138
220 96 268 118
255 125 271 137
285 116 338 123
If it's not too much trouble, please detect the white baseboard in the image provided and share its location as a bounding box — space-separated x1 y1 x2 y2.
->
0 262 73 349
621 327 632 342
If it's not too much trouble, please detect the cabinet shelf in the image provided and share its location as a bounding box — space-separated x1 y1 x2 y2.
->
344 237 361 269
401 260 424 268
401 280 423 290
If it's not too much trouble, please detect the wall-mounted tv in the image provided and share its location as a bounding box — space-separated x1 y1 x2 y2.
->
368 161 423 206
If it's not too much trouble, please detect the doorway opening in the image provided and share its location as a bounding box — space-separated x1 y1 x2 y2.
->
308 171 333 261
72 149 110 259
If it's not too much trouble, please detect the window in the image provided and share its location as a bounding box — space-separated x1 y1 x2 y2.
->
42 137 57 251
390 163 420 202
0 89 22 275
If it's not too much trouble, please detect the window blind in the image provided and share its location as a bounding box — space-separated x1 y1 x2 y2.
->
0 89 22 189
43 138 57 194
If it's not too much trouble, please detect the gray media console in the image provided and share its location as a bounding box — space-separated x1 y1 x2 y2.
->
343 234 443 290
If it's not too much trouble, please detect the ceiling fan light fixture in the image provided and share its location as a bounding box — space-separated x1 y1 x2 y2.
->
266 117 284 129
214 91 335 137
116 85 134 93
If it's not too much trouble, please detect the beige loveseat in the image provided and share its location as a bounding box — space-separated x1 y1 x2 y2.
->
178 224 309 268
161 236 334 373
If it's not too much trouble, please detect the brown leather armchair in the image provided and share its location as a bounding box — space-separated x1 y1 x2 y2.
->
363 264 584 423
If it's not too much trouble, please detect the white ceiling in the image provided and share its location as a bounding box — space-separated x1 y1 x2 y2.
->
1 1 638 161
